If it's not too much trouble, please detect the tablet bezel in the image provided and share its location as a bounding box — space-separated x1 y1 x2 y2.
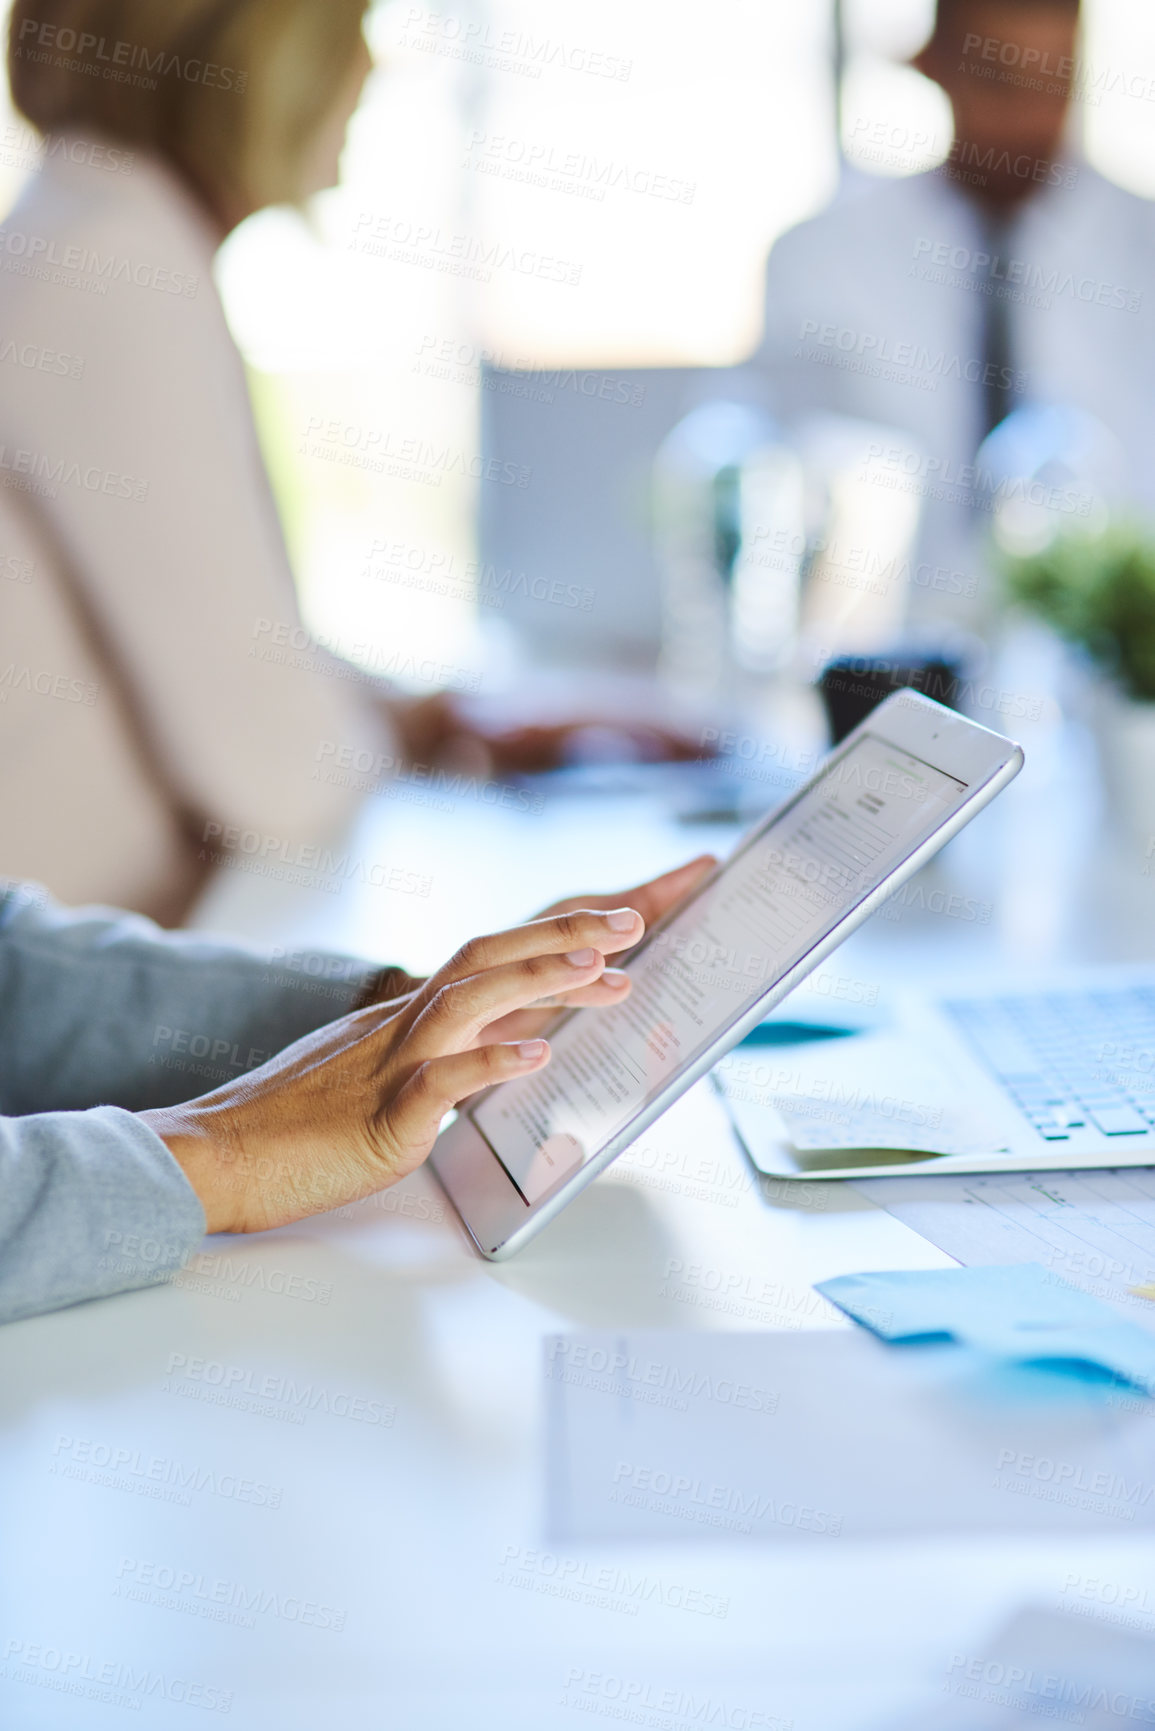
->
429 689 1024 1259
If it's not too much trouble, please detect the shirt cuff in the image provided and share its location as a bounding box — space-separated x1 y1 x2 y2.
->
0 1105 207 1324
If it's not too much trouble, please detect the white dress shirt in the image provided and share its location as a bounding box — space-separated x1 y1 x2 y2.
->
0 138 381 920
755 163 1155 623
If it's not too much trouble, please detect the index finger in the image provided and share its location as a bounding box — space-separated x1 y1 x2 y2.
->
542 855 716 932
408 907 647 1011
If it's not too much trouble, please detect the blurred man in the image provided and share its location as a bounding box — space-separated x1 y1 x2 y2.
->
754 0 1155 620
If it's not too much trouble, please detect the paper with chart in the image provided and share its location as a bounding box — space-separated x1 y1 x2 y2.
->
852 1168 1155 1331
472 732 966 1202
545 1329 1155 1545
876 1607 1155 1730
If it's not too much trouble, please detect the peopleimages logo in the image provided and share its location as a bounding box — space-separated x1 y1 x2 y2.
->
298 414 531 489
350 210 583 288
797 316 1031 388
199 819 434 898
560 1667 791 1728
0 664 98 706
313 739 547 815
114 1557 346 1632
0 225 198 296
498 1546 729 1619
163 1353 396 1428
0 336 85 379
464 130 696 205
0 441 147 501
50 1434 283 1509
944 1646 1155 1721
14 16 246 92
547 1338 779 1414
993 1447 1155 1521
911 237 1141 312
363 536 596 613
610 1462 842 1536
1058 1568 1155 1627
0 120 135 175
399 8 633 83
1 1640 232 1715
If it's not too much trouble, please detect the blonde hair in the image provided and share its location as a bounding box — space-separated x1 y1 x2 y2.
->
8 0 369 221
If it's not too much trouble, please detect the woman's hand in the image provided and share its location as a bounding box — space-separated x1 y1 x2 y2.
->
477 854 717 1043
392 691 712 776
141 884 688 1237
144 855 715 1237
356 855 717 1019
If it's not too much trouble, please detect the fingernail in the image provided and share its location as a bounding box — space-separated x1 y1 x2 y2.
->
564 948 599 968
602 969 629 989
606 909 639 932
515 1039 547 1061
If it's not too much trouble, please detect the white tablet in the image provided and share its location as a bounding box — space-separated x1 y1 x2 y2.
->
429 689 1023 1258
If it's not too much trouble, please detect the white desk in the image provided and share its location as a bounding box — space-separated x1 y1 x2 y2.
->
3 728 1154 1730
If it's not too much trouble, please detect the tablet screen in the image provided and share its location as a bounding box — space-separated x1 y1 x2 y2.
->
470 732 968 1204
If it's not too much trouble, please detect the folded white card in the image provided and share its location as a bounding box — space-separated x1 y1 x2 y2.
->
545 1329 1155 1544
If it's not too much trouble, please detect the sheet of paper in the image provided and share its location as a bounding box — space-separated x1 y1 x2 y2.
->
545 1330 1155 1546
817 1264 1155 1394
716 1030 1008 1155
851 1169 1155 1330
874 1606 1155 1728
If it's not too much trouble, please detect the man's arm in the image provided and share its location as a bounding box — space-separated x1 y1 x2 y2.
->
0 884 380 1116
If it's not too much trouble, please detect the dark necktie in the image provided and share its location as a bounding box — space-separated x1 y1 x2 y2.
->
978 211 1015 444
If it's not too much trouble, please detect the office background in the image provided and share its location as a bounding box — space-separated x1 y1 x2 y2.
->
4 3 1155 1728
3 0 1151 693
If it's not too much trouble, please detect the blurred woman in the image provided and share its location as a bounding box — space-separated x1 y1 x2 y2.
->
0 0 394 920
3 0 679 923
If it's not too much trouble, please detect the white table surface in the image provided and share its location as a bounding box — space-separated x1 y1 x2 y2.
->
4 715 1155 1730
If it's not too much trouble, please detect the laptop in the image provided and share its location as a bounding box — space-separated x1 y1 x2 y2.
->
715 968 1155 1179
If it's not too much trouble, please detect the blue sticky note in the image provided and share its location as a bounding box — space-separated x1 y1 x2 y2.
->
736 1021 858 1047
816 1264 1155 1395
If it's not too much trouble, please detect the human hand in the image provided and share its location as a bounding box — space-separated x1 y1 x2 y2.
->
392 692 713 776
469 717 710 774
142 902 681 1236
533 855 716 933
475 854 717 1043
355 854 716 1020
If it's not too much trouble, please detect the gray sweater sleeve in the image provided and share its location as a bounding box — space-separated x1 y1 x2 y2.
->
0 1107 208 1323
0 883 377 1322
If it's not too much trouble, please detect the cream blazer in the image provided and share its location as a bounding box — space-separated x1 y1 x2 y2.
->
0 139 381 921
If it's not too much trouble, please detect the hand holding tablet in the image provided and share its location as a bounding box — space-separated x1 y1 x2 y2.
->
145 690 1020 1251
432 689 1024 1258
140 863 713 1235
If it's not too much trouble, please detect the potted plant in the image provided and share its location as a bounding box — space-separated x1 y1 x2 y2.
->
1003 523 1155 841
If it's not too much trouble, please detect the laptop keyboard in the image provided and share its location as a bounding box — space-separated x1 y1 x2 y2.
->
943 989 1155 1143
